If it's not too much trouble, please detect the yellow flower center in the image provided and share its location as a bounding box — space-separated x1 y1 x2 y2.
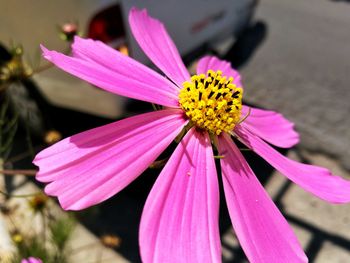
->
179 70 243 135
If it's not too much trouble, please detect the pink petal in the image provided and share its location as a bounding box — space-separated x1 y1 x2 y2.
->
71 36 180 96
196 56 242 87
21 258 42 263
218 134 307 263
236 126 350 203
129 7 190 88
34 109 187 210
239 105 300 148
139 128 221 263
41 45 179 107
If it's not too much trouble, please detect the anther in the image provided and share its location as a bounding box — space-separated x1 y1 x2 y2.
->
232 91 240 98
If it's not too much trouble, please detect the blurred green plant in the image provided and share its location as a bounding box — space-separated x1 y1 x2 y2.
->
10 216 75 263
12 235 51 263
49 217 75 252
0 44 32 84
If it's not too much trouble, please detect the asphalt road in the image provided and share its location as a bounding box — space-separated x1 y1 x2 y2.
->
236 0 350 169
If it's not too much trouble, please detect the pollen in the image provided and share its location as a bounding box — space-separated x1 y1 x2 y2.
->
179 70 243 135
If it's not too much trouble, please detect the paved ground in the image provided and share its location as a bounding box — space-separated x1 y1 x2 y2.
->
236 0 350 170
222 148 350 263
220 1 350 261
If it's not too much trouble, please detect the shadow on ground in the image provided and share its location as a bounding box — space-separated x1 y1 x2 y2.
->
330 0 350 3
224 21 267 69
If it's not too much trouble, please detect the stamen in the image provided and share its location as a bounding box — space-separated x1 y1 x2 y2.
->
179 70 243 135
238 107 251 124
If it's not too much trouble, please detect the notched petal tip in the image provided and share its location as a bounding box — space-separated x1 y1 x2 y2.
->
72 34 83 43
71 35 99 51
129 7 148 24
39 44 52 60
129 6 142 13
128 5 190 87
57 195 81 211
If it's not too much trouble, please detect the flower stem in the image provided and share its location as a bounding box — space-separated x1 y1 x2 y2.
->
0 169 37 176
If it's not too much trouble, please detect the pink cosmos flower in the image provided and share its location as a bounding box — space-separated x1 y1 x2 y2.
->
21 257 42 263
33 7 350 263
